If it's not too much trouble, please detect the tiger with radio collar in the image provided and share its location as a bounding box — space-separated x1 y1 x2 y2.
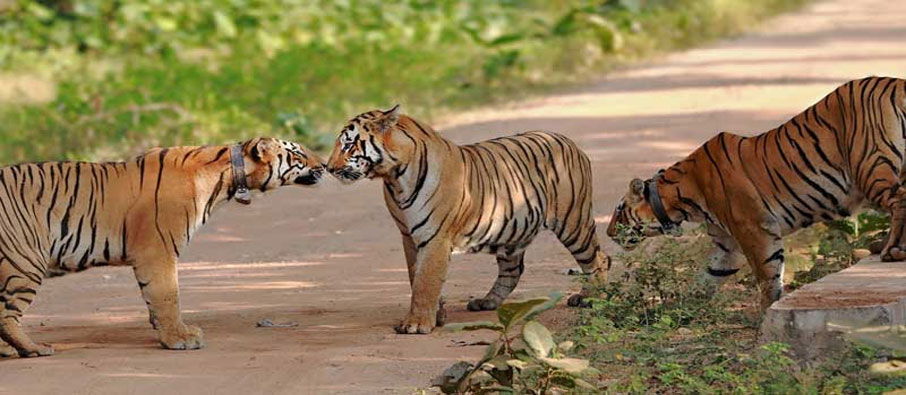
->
608 77 906 309
0 137 323 357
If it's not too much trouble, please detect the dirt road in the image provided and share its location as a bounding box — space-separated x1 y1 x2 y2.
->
2 0 905 393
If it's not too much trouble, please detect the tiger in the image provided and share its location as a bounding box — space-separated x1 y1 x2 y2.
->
326 105 610 334
607 76 906 309
0 137 324 357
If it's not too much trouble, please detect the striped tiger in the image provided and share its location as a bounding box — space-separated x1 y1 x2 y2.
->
607 76 906 309
0 138 324 357
326 106 610 334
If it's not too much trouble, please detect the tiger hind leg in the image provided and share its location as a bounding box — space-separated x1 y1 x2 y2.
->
873 101 906 261
0 270 53 357
881 184 906 261
467 251 525 311
864 163 906 261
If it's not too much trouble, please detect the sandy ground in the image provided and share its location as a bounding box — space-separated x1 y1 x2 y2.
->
2 0 905 393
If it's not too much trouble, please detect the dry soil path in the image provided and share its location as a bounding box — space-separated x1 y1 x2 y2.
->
1 0 905 393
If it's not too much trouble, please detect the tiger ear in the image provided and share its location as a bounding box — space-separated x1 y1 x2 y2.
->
377 104 401 133
629 178 645 202
251 138 278 162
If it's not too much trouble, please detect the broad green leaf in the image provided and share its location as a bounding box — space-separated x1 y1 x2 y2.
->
488 33 523 47
483 355 511 371
443 321 505 332
539 357 591 374
551 10 578 36
497 297 549 329
522 321 555 358
585 15 623 52
213 11 238 38
525 292 564 321
154 17 178 32
25 3 54 21
481 342 503 362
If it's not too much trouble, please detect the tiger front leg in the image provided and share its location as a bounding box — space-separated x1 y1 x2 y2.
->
734 223 785 310
396 240 451 335
696 224 747 296
0 339 17 358
401 233 448 325
132 254 205 350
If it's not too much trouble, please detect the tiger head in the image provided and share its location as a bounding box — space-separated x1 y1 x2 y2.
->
241 137 326 190
607 178 677 249
325 105 404 183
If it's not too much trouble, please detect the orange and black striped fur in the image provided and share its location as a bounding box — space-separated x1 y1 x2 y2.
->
607 76 906 309
0 138 324 357
326 106 610 334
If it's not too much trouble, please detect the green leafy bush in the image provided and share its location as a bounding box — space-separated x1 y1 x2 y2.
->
580 231 732 330
566 231 906 393
0 0 809 163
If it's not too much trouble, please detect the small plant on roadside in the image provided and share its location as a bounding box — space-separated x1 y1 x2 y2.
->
580 229 739 331
432 294 598 394
611 222 646 249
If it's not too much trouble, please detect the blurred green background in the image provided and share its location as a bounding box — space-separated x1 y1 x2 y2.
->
0 0 805 163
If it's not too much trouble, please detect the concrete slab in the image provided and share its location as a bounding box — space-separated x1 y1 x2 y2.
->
761 256 906 360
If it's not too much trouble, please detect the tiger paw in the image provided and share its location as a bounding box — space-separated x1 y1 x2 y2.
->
17 343 54 358
394 314 434 335
0 342 18 358
159 324 205 350
466 298 499 312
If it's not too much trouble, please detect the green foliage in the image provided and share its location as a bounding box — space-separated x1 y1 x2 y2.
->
790 209 890 290
567 234 906 393
581 231 729 330
1 0 809 163
433 293 597 394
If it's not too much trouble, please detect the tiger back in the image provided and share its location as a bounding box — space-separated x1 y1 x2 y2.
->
326 106 610 334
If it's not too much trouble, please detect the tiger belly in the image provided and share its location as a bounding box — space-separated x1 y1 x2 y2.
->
454 210 543 256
